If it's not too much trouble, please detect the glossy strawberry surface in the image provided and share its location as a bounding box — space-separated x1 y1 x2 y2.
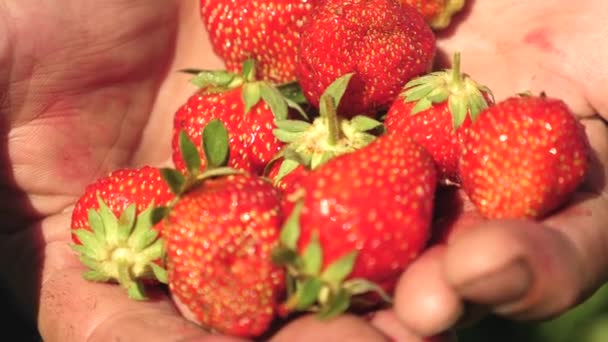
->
460 95 590 219
298 133 437 292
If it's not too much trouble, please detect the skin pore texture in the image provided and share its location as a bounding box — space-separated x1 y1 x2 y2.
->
0 0 606 341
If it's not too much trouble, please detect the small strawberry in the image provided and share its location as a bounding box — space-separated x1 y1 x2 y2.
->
273 132 437 316
295 0 436 117
385 53 493 185
70 166 174 300
173 59 305 175
200 0 317 83
459 94 590 219
162 120 285 338
399 0 465 30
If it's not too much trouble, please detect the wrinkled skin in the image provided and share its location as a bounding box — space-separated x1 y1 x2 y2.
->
0 0 606 341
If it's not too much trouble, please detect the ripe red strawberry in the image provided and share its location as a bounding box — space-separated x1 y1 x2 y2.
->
399 0 465 29
200 0 317 83
273 132 437 316
385 53 493 185
70 165 174 300
163 120 285 338
460 95 590 219
173 60 304 175
295 0 436 117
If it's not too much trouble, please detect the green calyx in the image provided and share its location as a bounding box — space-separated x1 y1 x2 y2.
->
269 73 384 183
182 58 308 123
402 52 494 130
71 197 168 301
272 202 392 318
160 119 242 200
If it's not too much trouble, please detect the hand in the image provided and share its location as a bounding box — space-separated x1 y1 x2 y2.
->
368 0 608 338
0 1 438 341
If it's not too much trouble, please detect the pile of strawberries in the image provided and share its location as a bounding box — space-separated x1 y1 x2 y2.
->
69 0 590 338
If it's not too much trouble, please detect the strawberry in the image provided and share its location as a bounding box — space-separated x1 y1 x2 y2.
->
70 165 174 300
267 73 384 212
162 120 285 338
385 53 493 185
200 0 317 83
399 0 465 30
295 0 436 117
273 132 437 316
173 60 305 175
459 94 590 219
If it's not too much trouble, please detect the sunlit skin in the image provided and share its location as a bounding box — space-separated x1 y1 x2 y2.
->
0 1 606 341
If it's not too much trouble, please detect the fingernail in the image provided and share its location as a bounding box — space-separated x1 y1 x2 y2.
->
457 258 532 305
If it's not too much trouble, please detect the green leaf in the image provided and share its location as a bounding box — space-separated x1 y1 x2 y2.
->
179 131 201 174
343 278 393 303
190 70 236 89
129 204 156 251
302 232 323 275
97 196 119 246
410 97 433 115
126 282 148 301
318 288 351 319
203 119 230 168
83 270 111 282
274 119 312 132
273 129 303 143
79 254 103 270
139 230 161 252
295 278 324 310
260 83 289 121
468 89 489 122
404 73 442 89
87 208 105 240
280 201 304 249
285 98 309 120
322 73 354 108
117 203 137 243
70 243 94 258
350 115 383 132
160 168 185 194
404 83 435 102
449 95 468 130
310 151 334 170
242 82 262 115
150 262 168 284
274 158 300 184
426 86 450 103
241 58 257 81
321 251 358 286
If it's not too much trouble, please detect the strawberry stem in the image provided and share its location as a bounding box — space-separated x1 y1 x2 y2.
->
451 52 462 86
321 96 341 146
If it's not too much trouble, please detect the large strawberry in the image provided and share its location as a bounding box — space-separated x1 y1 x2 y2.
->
459 94 590 219
173 59 304 175
70 165 174 300
295 0 436 117
385 53 493 185
162 120 285 338
200 0 317 83
273 132 437 316
399 0 465 30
